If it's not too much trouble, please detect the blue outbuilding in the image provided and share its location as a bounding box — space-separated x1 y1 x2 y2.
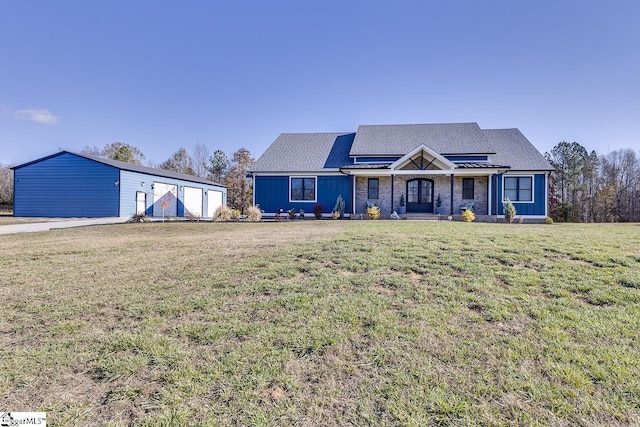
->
11 151 226 218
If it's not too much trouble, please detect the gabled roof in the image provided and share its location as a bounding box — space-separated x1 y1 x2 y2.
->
350 123 496 156
252 123 552 173
251 132 355 172
388 144 456 170
482 129 553 171
13 151 226 187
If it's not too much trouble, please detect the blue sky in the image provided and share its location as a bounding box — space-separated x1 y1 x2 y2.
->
1 1 639 166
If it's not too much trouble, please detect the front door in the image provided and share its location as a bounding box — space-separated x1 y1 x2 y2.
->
406 179 433 213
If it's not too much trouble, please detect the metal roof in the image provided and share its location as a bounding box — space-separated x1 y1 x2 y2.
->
13 151 226 187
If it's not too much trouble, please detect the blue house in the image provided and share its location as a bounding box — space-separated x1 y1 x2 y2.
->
12 151 226 218
251 123 553 219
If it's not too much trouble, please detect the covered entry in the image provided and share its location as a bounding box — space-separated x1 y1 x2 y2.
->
406 178 433 213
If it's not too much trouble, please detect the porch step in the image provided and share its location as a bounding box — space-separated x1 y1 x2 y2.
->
402 213 442 221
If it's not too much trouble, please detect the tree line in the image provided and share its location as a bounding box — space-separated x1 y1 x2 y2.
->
2 140 638 222
0 142 255 212
545 141 640 222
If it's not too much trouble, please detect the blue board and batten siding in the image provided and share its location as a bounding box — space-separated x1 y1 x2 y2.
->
491 173 547 216
254 175 352 214
14 153 120 217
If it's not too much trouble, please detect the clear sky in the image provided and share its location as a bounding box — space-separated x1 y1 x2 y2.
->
1 1 639 166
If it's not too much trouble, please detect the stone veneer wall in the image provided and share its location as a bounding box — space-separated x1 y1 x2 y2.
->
355 174 489 217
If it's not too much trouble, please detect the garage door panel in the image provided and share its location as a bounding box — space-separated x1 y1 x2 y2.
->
207 190 223 217
153 183 178 217
184 187 203 217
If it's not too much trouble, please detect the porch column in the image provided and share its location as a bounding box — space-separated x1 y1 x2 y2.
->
391 174 395 213
450 174 455 215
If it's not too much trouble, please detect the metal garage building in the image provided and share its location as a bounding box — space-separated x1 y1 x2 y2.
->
12 151 226 218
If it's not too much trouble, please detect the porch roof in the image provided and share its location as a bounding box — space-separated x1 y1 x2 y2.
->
339 162 510 170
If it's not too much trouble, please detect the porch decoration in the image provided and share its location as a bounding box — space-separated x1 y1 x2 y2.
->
461 209 476 222
503 198 517 223
435 193 443 215
366 202 380 220
398 194 406 215
332 195 345 219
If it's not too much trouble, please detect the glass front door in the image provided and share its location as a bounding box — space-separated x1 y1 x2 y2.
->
406 179 433 213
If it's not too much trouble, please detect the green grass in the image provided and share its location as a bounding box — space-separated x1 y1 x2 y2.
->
1 221 639 426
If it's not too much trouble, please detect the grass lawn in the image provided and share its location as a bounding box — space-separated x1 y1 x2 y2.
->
1 221 639 426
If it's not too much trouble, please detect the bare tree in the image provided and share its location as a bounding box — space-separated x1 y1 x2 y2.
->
191 143 210 178
0 163 13 204
224 148 254 212
160 148 195 175
79 145 101 157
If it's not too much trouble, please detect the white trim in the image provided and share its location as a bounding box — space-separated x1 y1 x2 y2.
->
504 170 553 174
495 215 549 220
544 173 549 217
354 156 400 164
389 145 457 171
488 175 493 216
252 174 256 207
289 176 318 203
502 175 535 204
352 175 356 214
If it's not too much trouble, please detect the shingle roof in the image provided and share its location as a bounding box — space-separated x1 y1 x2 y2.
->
251 123 552 173
13 151 225 187
350 123 496 156
482 129 553 171
251 132 355 172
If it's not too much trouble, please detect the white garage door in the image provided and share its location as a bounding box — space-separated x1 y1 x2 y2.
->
183 187 203 217
153 183 178 218
207 190 223 217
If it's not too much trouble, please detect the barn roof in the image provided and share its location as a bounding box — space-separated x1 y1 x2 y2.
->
12 151 226 187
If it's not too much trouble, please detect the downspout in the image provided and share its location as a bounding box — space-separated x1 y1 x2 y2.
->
391 174 395 214
450 174 454 215
339 168 356 216
488 174 492 216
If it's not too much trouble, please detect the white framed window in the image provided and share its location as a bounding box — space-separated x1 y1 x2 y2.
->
503 175 533 203
289 176 317 202
368 178 379 199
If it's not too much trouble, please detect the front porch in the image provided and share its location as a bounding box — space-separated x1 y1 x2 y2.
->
354 174 489 217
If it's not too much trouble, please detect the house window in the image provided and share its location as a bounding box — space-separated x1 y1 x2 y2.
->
368 178 379 199
290 177 316 201
504 176 532 202
462 178 474 199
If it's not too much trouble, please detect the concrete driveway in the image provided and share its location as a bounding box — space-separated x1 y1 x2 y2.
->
0 217 128 235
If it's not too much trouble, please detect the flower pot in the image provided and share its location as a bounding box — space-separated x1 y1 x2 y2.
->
435 207 443 215
398 206 406 215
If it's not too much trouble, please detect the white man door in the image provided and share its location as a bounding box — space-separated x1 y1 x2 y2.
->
136 191 146 215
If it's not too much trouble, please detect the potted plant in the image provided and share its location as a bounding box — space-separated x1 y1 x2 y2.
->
398 194 406 215
435 193 443 215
